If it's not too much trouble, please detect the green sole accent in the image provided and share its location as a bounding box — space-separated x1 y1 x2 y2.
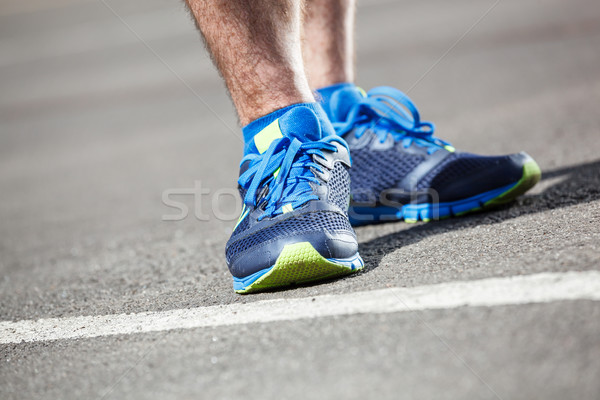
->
236 242 362 294
455 206 482 217
484 159 541 206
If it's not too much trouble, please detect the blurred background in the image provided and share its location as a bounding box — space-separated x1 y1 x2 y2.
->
1 0 600 398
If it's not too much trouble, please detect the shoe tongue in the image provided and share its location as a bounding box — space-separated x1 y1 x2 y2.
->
329 87 363 122
278 106 322 143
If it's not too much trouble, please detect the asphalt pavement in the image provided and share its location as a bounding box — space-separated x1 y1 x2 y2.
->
1 0 599 399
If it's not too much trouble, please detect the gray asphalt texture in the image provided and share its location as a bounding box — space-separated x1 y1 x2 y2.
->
1 0 600 399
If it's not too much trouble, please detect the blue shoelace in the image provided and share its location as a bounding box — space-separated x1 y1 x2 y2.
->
239 135 348 219
331 86 453 155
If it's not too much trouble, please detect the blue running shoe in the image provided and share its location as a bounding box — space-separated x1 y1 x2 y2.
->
318 84 541 225
226 106 364 293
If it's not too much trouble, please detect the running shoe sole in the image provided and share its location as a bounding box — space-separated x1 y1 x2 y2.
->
350 159 541 225
233 242 364 294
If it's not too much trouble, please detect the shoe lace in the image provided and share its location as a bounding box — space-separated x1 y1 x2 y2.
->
238 135 348 220
332 86 453 155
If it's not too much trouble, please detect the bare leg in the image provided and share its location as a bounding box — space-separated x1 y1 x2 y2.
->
186 0 314 125
303 0 356 89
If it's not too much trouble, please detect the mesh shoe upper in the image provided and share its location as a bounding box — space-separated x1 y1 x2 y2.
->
350 140 424 203
226 106 357 279
321 85 531 206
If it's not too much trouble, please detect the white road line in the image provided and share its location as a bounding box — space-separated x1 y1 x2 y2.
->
1 271 599 344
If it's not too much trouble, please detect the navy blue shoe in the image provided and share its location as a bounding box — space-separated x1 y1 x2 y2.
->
226 106 363 293
318 84 541 225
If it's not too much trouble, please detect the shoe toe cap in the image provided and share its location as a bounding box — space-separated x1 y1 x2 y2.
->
428 151 534 202
227 229 358 279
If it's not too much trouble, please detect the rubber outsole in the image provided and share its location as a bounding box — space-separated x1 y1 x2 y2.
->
349 159 541 226
233 242 364 294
